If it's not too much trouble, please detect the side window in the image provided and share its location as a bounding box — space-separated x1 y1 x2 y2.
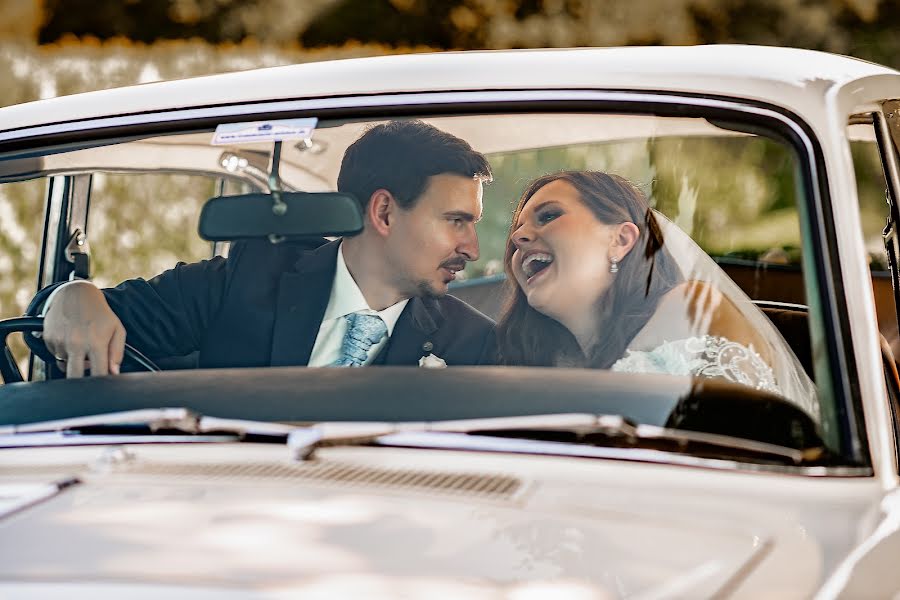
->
849 121 894 334
849 120 897 351
0 178 49 376
87 173 220 287
850 113 900 472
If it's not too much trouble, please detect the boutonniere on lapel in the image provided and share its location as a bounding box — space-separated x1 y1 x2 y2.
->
418 341 446 368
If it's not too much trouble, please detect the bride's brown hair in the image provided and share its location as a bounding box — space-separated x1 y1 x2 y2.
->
497 171 684 368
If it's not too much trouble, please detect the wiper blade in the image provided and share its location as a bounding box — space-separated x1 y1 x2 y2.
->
0 408 298 438
452 413 825 465
287 413 825 465
4 410 824 465
286 413 619 459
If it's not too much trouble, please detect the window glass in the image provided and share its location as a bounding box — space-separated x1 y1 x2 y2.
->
474 134 803 294
848 122 895 357
87 173 217 287
851 132 890 269
444 115 818 423
3 111 843 461
0 178 47 375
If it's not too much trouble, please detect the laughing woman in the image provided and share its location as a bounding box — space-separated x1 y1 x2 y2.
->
497 171 813 402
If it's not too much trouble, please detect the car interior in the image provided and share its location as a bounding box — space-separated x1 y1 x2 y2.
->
0 114 888 378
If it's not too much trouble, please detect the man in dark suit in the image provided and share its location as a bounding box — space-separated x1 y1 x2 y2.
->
32 120 496 377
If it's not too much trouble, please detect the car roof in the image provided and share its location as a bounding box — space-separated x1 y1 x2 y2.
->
1 45 898 135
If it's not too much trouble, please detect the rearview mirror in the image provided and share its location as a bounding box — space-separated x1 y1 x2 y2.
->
198 192 364 242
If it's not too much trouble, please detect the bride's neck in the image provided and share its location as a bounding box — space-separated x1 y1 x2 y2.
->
567 313 603 356
563 297 620 357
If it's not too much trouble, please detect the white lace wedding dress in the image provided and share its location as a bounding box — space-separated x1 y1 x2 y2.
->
611 335 779 395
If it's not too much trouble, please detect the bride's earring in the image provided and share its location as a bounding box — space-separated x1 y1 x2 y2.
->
609 256 619 274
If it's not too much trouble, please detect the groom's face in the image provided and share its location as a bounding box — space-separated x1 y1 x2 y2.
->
386 173 483 297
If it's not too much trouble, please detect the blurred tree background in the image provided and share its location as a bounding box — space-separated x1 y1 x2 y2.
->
20 0 900 66
0 0 898 365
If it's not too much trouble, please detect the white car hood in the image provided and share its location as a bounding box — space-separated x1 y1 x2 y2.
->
0 442 878 599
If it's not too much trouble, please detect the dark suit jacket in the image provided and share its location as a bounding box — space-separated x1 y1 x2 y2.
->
28 239 497 368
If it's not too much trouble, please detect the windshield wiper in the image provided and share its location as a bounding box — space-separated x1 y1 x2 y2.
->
287 413 826 466
456 414 827 465
3 409 826 465
0 408 297 440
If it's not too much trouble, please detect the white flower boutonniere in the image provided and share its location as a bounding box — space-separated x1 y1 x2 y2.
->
418 353 447 368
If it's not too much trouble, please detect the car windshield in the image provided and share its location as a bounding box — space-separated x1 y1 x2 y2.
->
0 110 841 464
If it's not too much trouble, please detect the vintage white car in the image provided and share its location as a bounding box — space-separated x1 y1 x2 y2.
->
1 45 899 598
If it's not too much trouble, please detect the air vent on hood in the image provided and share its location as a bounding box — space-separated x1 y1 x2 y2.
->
124 461 522 500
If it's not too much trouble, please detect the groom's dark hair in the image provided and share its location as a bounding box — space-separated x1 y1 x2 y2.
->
338 120 492 218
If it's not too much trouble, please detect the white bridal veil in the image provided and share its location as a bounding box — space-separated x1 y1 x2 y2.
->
636 211 820 421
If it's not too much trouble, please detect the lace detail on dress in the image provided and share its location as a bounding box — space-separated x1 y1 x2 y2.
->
611 335 779 395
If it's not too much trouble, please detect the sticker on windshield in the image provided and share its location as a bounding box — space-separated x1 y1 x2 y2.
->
212 118 318 145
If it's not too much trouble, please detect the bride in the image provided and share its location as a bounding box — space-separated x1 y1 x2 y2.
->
497 171 817 415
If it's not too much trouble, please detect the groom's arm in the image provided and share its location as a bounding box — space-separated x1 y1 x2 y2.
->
25 242 247 375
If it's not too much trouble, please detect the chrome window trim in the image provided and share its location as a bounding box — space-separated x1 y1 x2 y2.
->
753 300 810 312
1 88 865 466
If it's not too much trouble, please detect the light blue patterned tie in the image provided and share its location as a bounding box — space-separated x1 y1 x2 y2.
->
331 312 388 367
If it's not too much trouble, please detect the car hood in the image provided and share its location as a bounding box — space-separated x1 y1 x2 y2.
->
0 442 879 599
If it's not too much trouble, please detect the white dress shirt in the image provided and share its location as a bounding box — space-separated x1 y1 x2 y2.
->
307 243 408 367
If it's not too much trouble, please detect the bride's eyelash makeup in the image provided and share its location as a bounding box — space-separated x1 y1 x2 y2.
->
537 208 562 225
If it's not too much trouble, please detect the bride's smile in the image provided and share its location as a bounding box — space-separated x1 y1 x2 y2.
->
520 250 554 285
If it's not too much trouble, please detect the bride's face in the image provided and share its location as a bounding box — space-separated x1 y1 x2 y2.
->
510 179 623 330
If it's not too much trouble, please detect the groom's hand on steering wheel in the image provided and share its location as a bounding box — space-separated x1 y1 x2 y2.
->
43 282 127 378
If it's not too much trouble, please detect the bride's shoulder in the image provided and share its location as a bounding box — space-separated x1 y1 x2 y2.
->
630 280 771 363
627 281 719 349
658 280 725 320
616 281 779 391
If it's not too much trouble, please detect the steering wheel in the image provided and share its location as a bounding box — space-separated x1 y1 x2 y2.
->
0 316 159 384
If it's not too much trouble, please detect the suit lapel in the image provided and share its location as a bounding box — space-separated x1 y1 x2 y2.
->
270 240 340 366
375 297 444 366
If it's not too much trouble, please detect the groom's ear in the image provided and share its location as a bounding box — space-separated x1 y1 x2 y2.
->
613 222 640 256
367 188 396 237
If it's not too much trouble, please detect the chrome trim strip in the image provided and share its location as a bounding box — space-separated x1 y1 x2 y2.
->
753 300 810 311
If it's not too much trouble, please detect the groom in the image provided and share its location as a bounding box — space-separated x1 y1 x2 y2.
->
29 120 497 377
